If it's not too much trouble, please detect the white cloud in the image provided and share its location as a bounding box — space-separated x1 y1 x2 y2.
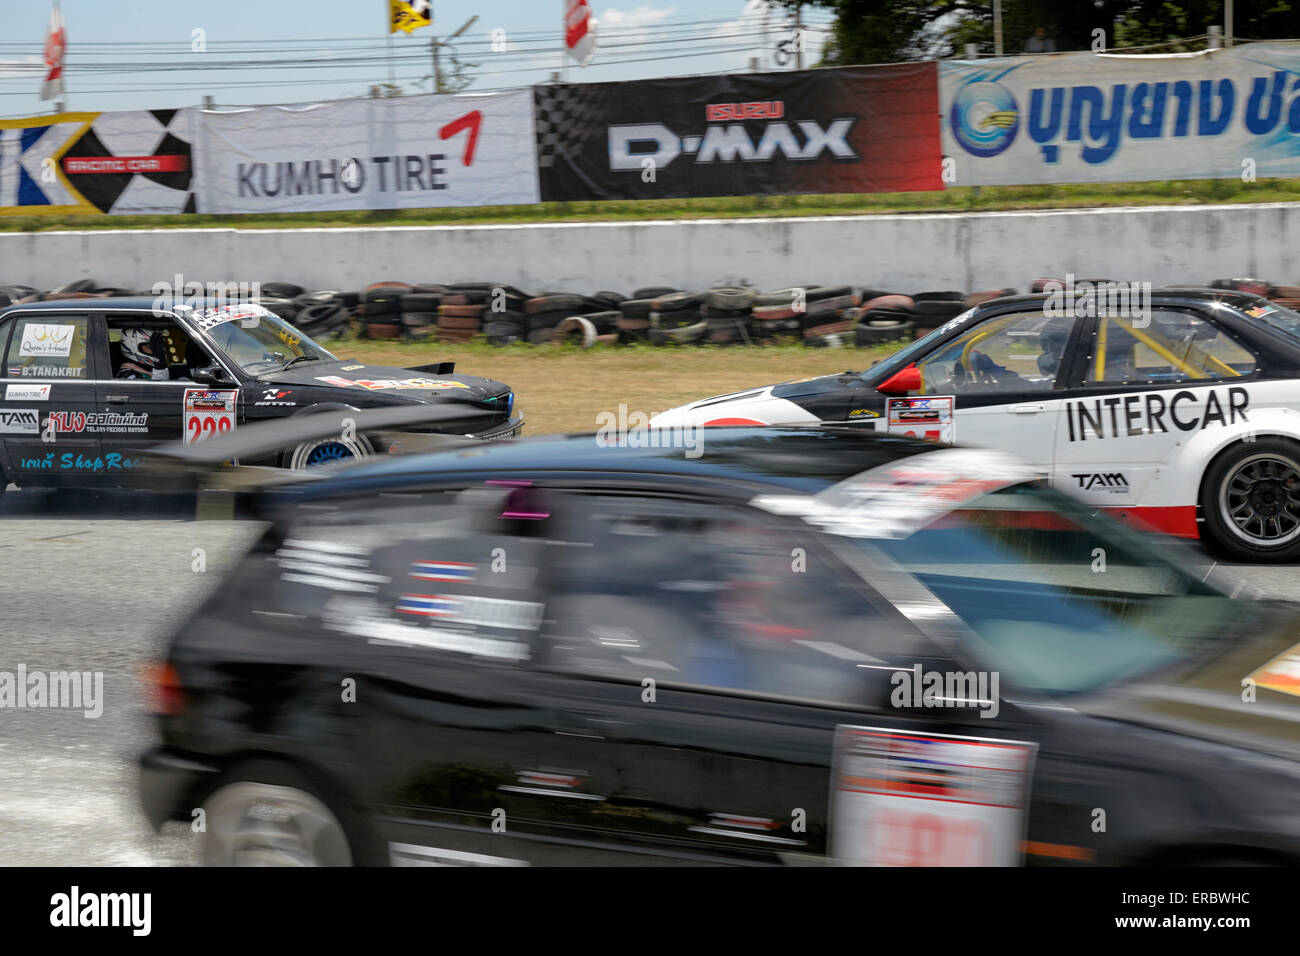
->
709 1 828 74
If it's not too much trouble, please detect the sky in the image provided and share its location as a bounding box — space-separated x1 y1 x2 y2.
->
0 1 833 117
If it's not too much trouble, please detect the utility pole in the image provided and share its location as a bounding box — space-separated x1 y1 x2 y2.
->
993 0 1003 56
794 4 803 70
1226 0 1234 47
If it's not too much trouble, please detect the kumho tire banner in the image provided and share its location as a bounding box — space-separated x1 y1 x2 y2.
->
942 41 1300 186
0 109 196 215
535 63 942 201
193 91 539 213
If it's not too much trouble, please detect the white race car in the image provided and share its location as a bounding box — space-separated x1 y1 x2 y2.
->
650 288 1300 562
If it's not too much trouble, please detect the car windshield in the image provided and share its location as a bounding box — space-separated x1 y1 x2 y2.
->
197 307 335 374
860 307 977 383
1234 300 1300 342
863 483 1243 697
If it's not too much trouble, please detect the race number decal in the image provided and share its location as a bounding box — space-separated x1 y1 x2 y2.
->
831 726 1037 867
887 396 955 444
183 388 237 444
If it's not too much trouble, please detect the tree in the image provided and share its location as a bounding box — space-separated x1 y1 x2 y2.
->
789 0 1300 64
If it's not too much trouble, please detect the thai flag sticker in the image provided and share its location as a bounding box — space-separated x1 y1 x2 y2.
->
396 595 460 618
410 561 477 582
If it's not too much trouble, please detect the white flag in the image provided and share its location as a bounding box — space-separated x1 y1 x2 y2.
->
563 0 597 66
40 2 66 101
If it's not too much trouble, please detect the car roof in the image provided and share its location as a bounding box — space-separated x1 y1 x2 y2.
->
285 426 941 499
0 297 218 315
978 287 1267 312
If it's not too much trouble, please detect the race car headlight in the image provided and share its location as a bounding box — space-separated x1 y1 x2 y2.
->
505 391 514 417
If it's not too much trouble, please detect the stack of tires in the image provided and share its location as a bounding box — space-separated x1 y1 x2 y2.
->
359 281 408 340
614 287 671 343
907 291 969 336
436 282 495 343
648 290 709 345
523 291 619 345
795 286 860 346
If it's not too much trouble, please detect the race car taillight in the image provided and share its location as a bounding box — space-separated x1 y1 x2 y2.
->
141 661 185 716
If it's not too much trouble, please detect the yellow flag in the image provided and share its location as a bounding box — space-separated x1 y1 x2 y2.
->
390 0 432 34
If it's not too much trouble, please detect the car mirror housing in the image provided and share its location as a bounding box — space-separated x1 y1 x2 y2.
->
191 364 234 386
876 364 921 395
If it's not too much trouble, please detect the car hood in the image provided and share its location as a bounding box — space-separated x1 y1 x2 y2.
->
648 372 858 428
1076 604 1300 764
264 359 510 402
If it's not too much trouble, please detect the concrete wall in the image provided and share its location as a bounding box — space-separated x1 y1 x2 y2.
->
4 201 1299 294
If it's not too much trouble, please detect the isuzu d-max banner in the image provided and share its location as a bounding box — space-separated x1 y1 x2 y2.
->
942 41 1300 185
0 109 196 215
192 90 539 212
535 63 942 200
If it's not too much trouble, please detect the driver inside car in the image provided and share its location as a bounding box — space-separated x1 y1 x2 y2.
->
118 328 170 380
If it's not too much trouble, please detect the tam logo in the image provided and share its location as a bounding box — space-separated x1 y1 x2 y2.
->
1073 472 1129 491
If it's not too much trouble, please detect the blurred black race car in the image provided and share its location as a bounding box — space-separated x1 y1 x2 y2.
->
139 425 1300 866
0 299 520 494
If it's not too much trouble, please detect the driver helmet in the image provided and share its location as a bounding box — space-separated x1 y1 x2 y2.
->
121 328 167 376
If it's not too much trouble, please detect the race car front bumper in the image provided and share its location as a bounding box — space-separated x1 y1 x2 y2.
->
470 416 525 441
138 746 221 831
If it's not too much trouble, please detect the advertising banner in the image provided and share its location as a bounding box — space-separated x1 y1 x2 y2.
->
535 63 942 201
942 41 1300 185
192 90 539 213
0 109 196 215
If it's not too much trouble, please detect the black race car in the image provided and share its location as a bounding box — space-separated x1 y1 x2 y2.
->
0 298 521 493
139 423 1300 866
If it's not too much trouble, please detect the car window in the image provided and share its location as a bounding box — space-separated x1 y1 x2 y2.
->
106 315 217 381
1083 310 1256 386
261 487 554 665
914 312 1073 395
195 305 334 374
3 315 90 380
538 495 906 707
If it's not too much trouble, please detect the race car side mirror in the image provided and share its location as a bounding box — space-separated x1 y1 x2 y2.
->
876 364 921 395
192 364 235 386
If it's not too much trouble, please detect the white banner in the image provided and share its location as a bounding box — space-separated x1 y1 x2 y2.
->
942 41 1300 186
193 91 539 213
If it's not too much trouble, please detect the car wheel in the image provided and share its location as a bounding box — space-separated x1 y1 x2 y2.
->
1201 439 1300 561
286 431 373 470
201 765 360 867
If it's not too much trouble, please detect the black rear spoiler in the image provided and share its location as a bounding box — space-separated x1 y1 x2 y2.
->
142 403 493 489
405 361 455 374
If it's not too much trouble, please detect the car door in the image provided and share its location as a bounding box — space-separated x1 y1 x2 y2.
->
1051 308 1260 527
96 312 239 469
905 309 1085 471
523 491 977 865
0 311 101 482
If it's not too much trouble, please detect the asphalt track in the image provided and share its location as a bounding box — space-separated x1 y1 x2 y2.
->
0 488 1296 866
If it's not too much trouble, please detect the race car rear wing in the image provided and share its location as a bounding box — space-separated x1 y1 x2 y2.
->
143 403 495 489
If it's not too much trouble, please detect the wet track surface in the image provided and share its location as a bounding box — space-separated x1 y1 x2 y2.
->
1 487 1297 865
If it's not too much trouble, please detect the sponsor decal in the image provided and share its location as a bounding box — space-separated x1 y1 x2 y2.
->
314 375 469 391
396 594 544 630
190 304 272 330
339 365 365 371
1065 386 1248 441
886 395 955 443
831 726 1036 867
949 80 1019 158
1072 471 1129 492
4 384 50 401
1246 305 1277 318
19 324 75 358
183 389 237 444
64 155 186 174
609 116 857 172
848 408 881 418
14 365 84 378
0 408 40 434
255 387 296 407
706 100 785 122
409 561 477 582
19 452 143 471
48 411 149 434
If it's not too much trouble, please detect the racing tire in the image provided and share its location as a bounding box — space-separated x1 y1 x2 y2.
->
855 319 915 346
200 759 382 867
912 290 966 302
1200 439 1300 562
285 427 374 470
619 297 654 318
650 290 707 313
706 286 756 311
50 278 98 294
260 281 305 299
753 287 806 308
363 322 401 340
524 294 583 314
555 315 599 348
861 294 915 312
633 286 677 299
